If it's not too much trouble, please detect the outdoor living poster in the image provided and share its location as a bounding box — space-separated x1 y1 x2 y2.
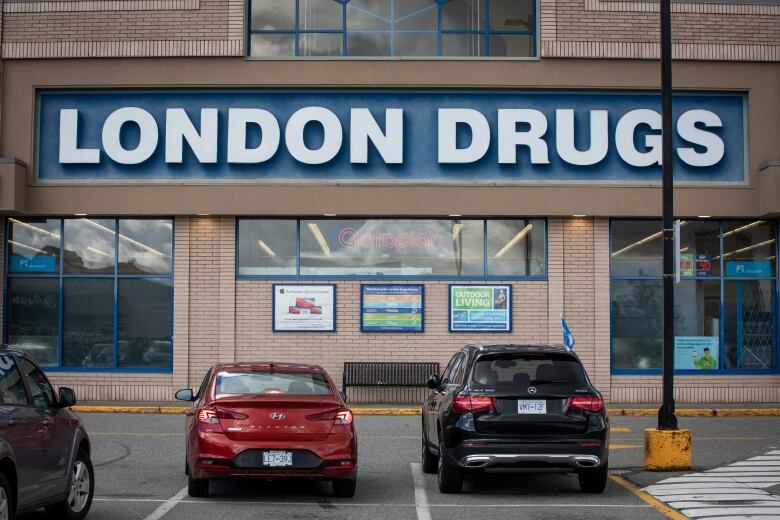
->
450 285 511 332
273 284 335 332
675 336 719 369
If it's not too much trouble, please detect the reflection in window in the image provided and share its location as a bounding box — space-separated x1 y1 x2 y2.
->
721 220 776 276
118 219 173 274
249 0 536 57
238 220 297 275
487 219 546 276
7 278 59 367
610 220 662 277
8 218 61 273
64 218 115 274
724 280 775 370
62 278 115 368
118 279 173 369
611 280 662 370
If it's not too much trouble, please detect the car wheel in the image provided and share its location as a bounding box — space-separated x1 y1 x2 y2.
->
44 449 94 520
437 440 463 494
187 471 209 498
578 463 608 493
0 472 14 520
332 478 357 498
421 435 438 474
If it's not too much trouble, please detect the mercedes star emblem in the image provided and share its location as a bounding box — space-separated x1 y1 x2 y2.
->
527 387 537 394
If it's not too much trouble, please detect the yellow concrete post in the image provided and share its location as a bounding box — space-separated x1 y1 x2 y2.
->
644 428 692 471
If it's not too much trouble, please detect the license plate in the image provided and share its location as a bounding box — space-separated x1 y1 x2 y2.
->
263 451 293 467
517 400 547 414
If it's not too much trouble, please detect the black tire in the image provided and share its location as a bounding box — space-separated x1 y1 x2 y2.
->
44 449 94 520
421 435 438 474
437 440 463 494
0 472 14 520
332 478 357 498
187 471 209 498
579 464 608 493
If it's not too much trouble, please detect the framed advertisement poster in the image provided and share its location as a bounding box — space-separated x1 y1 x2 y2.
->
272 284 336 332
361 285 424 333
449 285 512 332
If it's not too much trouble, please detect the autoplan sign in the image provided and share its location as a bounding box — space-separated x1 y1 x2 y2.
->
36 89 746 184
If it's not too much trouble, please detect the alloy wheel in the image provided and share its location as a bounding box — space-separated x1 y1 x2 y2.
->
68 461 91 513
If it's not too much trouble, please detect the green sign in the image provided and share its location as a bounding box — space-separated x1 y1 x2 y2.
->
680 252 694 278
449 285 511 332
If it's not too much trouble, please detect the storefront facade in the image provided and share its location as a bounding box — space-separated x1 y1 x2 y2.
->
0 0 777 403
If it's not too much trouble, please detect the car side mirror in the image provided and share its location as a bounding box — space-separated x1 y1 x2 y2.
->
58 387 77 408
426 375 441 389
340 390 348 403
175 388 195 402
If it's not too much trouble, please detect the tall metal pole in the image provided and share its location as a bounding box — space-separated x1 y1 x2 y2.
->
658 0 678 430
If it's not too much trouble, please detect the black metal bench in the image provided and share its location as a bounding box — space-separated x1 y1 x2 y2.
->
342 361 440 404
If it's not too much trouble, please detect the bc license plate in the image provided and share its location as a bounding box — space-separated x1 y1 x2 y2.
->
263 451 293 467
517 400 547 414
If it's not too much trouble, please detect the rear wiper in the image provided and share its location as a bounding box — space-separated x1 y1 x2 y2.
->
529 380 568 385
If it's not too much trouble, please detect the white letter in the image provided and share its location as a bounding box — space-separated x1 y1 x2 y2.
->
615 109 661 167
165 108 218 164
227 109 280 163
350 108 403 164
555 109 608 166
101 107 158 165
437 109 489 164
498 109 549 164
285 107 342 165
59 109 99 164
676 109 724 167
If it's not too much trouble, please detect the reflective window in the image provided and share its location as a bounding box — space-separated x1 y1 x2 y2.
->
610 220 662 277
118 279 173 369
18 358 56 409
62 278 115 368
611 279 662 370
724 280 775 370
8 218 60 273
238 220 297 276
64 218 116 274
487 219 545 277
118 219 173 274
0 355 28 406
722 220 776 277
249 0 536 57
7 278 59 367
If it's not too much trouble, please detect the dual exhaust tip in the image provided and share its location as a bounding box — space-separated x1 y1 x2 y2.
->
462 455 600 469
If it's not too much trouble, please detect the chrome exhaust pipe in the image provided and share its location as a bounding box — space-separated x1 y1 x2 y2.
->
463 456 491 468
573 456 600 468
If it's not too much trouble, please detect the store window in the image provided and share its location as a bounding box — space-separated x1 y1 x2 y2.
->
237 218 547 278
248 0 536 57
5 218 174 371
610 219 777 373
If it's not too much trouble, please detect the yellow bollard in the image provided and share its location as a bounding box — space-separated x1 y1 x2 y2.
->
644 428 692 471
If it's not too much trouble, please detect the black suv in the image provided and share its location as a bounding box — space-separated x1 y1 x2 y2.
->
0 346 94 519
421 344 609 494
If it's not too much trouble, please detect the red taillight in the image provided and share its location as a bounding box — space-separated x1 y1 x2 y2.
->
567 396 605 414
452 396 496 414
196 407 249 424
307 408 353 425
335 410 353 425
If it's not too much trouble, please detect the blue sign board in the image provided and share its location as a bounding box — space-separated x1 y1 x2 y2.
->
36 89 746 184
449 285 512 332
726 260 772 278
361 285 424 333
10 255 57 273
696 253 713 277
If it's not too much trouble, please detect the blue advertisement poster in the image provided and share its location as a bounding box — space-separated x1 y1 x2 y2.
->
361 285 424 332
9 256 57 273
726 261 772 278
675 336 719 370
449 285 512 332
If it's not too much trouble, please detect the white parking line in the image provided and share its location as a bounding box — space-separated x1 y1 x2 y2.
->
410 463 432 520
141 487 188 520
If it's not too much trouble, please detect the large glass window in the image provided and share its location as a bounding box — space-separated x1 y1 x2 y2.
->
237 218 547 278
248 0 536 57
610 219 777 373
5 218 174 372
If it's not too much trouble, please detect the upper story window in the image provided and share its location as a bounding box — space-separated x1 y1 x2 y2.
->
248 0 536 58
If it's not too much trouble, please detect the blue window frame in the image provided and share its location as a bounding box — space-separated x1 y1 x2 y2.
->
237 217 547 280
4 217 174 373
247 0 537 57
610 218 779 375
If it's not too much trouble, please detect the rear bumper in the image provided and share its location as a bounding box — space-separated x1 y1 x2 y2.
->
446 440 608 472
459 453 602 470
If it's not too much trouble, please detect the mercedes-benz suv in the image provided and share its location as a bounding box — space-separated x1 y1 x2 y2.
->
421 344 608 494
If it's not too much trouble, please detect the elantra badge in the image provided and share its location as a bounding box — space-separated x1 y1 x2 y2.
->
269 412 286 420
527 387 537 394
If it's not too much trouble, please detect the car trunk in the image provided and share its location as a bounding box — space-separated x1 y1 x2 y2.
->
214 395 342 442
473 391 589 436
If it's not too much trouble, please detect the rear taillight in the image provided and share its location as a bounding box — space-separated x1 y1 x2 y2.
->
335 410 353 425
452 396 496 414
196 406 249 424
307 408 353 425
566 396 605 414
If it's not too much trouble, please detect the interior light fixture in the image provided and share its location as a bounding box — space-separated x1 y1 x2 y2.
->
87 246 111 257
308 223 331 257
495 224 533 258
82 218 167 258
257 239 277 257
452 223 463 240
9 218 61 239
722 220 765 238
716 238 775 260
8 240 51 255
611 221 688 257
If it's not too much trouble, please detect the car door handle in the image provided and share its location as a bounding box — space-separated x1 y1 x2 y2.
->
7 418 16 427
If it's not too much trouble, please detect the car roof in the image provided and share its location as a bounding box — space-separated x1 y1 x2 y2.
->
214 362 325 373
463 344 574 355
0 344 32 358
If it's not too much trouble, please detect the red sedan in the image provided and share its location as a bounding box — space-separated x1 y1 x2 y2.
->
176 363 357 498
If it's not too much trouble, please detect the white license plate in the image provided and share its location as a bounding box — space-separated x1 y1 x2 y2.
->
263 451 293 467
517 400 547 414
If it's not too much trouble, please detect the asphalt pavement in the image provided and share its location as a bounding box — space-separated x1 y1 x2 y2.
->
17 414 780 520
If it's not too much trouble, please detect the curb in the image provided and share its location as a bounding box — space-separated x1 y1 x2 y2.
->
71 405 780 417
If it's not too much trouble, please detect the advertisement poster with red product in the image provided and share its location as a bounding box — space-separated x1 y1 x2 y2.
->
273 284 336 332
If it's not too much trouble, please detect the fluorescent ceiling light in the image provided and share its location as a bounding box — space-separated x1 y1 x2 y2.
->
82 219 168 258
307 223 331 257
257 239 276 257
723 220 765 238
452 223 463 240
611 221 688 258
495 224 532 258
9 240 51 255
716 238 775 260
9 218 61 239
87 246 111 257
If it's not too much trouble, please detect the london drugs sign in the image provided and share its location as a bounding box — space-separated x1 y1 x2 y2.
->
37 90 746 183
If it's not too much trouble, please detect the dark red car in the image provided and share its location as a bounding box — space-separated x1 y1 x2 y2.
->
176 363 357 498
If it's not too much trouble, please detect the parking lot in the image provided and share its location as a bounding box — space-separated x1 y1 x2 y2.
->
17 413 780 520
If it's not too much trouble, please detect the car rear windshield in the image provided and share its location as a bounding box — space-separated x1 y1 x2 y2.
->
215 371 333 396
470 353 588 392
